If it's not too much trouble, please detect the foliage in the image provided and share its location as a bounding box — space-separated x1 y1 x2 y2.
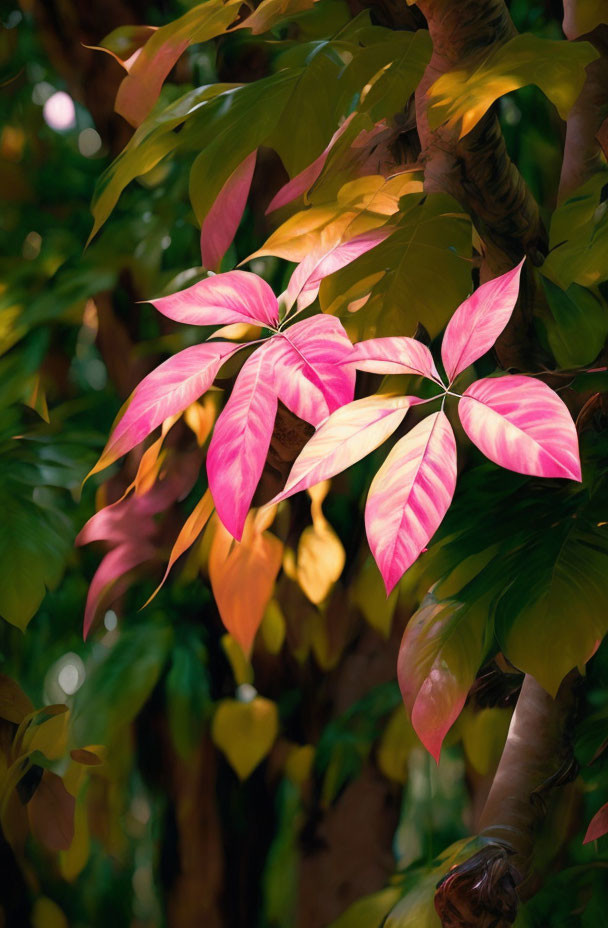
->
3 0 608 925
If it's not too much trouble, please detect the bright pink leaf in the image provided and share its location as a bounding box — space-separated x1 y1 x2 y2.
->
342 336 442 383
397 596 471 762
272 394 416 502
441 259 525 382
265 315 356 426
286 227 393 312
97 341 239 472
266 114 355 214
149 270 279 329
459 375 582 480
584 801 608 844
365 412 457 595
201 150 257 272
115 35 190 126
207 346 278 540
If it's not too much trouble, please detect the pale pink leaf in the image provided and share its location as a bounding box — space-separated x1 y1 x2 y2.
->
441 259 525 382
459 375 582 480
265 315 356 426
115 35 189 126
342 336 442 383
201 150 257 271
98 341 239 471
584 801 608 844
286 227 393 312
149 270 279 329
207 346 278 540
266 114 355 214
365 412 457 595
272 394 416 502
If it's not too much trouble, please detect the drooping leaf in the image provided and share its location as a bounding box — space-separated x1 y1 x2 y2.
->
365 412 457 594
458 375 582 481
295 483 345 604
144 489 215 604
0 482 72 631
209 511 284 654
343 336 442 382
320 193 472 338
563 0 608 38
201 150 257 271
112 0 243 126
211 696 279 779
542 172 608 288
427 33 598 138
584 801 608 844
207 347 278 540
266 114 355 213
496 504 608 695
265 314 356 426
149 270 279 328
273 394 414 502
28 771 75 852
441 259 524 382
541 277 608 368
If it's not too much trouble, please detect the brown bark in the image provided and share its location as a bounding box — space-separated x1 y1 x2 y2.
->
434 674 578 928
414 0 546 280
558 26 608 201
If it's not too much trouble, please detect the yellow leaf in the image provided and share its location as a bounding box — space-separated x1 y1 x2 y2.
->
296 481 344 605
144 489 215 605
184 394 219 445
32 897 68 928
377 706 418 784
351 556 397 638
211 697 278 779
260 599 286 655
428 33 598 138
459 707 513 776
331 887 403 928
17 705 69 761
221 634 254 687
59 793 90 881
209 512 284 655
284 744 315 786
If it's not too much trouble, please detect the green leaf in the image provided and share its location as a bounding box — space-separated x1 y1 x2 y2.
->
542 171 608 288
165 636 211 759
188 70 301 225
496 495 608 696
427 33 598 137
0 484 72 631
319 193 472 338
541 276 608 368
73 621 173 744
89 82 241 241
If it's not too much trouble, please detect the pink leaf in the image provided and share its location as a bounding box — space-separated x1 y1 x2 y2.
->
441 259 525 382
365 412 457 594
201 150 257 271
273 394 416 502
82 543 155 639
286 227 393 312
96 341 239 473
584 801 608 844
459 375 582 480
398 596 473 762
266 315 356 426
266 114 355 213
342 336 442 383
207 346 278 540
149 270 279 329
115 35 190 126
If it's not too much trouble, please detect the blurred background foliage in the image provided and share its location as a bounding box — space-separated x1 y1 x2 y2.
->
1 1 608 926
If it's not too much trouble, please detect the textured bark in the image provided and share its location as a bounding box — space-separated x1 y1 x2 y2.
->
434 674 578 928
558 26 608 201
414 0 546 279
